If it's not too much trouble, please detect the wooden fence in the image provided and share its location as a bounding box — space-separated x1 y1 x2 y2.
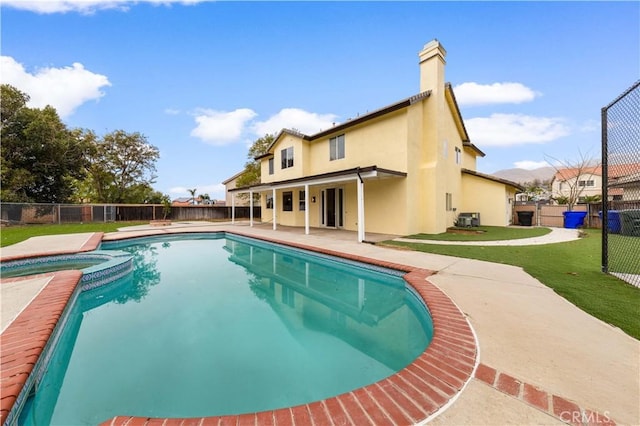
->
513 201 640 228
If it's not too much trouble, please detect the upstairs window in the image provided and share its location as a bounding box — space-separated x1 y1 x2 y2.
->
578 180 595 187
330 135 345 161
281 147 294 169
455 147 462 165
268 158 274 175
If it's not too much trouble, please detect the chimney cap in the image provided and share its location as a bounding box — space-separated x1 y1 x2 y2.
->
419 39 447 63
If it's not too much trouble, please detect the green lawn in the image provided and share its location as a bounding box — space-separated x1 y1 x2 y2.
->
406 225 551 241
382 228 640 340
0 222 146 247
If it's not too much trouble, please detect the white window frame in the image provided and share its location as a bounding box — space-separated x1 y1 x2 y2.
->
455 147 462 165
268 158 274 175
330 135 345 161
281 147 294 169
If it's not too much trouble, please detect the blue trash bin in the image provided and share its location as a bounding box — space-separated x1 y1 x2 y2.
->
563 211 587 229
600 210 622 234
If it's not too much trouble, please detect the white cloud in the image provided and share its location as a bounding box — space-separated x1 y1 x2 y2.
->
168 183 225 198
1 0 206 14
513 160 551 170
454 82 539 106
190 108 257 145
466 113 570 146
1 56 111 119
252 108 337 136
164 108 181 115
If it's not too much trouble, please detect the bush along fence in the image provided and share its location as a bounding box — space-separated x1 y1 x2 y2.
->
0 203 261 225
602 80 640 288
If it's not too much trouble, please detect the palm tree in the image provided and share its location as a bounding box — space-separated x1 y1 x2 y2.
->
188 188 197 205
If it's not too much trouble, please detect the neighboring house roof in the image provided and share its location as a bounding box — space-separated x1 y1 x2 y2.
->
609 171 640 187
462 168 524 191
229 165 407 192
552 164 640 182
255 91 433 160
222 170 246 185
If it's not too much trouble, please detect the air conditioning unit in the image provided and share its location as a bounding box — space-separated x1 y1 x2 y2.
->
457 216 473 227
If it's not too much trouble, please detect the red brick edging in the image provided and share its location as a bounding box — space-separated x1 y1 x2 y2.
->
0 270 83 424
475 364 617 426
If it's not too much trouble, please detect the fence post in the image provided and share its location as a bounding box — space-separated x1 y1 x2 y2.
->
57 204 61 224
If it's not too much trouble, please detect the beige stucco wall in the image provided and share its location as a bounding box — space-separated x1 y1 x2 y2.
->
552 174 603 200
461 174 516 226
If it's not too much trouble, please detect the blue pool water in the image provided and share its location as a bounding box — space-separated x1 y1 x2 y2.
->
19 234 433 425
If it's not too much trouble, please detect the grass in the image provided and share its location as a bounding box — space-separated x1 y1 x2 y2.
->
383 228 640 340
406 225 551 241
0 222 147 247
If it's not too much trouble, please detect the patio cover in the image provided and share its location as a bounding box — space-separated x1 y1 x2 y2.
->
228 165 407 242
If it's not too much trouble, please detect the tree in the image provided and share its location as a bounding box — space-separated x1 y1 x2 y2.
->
85 130 160 203
199 193 212 205
1 85 89 203
547 150 600 211
188 188 197 205
236 133 274 200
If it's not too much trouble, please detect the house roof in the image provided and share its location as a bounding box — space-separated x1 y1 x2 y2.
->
553 163 640 181
462 168 524 191
222 170 247 185
255 91 433 160
609 171 640 187
443 83 486 157
228 165 407 193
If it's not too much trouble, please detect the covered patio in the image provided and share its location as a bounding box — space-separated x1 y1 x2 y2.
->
227 166 406 243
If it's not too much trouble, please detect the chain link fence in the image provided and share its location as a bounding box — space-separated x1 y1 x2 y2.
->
0 203 260 225
601 80 640 288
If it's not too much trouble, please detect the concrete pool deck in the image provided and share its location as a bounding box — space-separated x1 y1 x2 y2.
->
1 222 638 425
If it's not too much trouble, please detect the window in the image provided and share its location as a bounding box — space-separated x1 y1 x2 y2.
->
299 190 306 211
578 180 595 187
330 134 345 161
283 191 293 211
268 158 274 175
446 193 453 211
281 147 294 169
266 194 273 209
455 147 461 165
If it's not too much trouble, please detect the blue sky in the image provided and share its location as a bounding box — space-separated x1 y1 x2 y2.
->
2 1 638 200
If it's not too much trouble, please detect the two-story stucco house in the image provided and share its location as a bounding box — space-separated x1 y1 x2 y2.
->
228 40 521 241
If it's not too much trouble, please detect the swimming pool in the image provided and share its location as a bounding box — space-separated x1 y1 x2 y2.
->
18 233 434 425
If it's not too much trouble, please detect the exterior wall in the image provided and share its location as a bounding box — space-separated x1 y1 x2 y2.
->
224 176 249 206
622 183 640 201
307 112 410 176
461 174 516 226
261 134 307 184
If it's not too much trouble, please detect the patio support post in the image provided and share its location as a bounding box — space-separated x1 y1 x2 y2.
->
304 184 310 235
272 188 277 230
249 190 254 227
357 177 365 242
231 193 235 224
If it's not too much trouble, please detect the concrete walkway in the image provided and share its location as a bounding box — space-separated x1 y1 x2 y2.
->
394 227 581 246
1 222 638 425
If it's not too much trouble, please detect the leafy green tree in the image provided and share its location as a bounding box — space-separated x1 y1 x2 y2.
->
85 130 160 203
236 133 274 200
1 84 89 202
